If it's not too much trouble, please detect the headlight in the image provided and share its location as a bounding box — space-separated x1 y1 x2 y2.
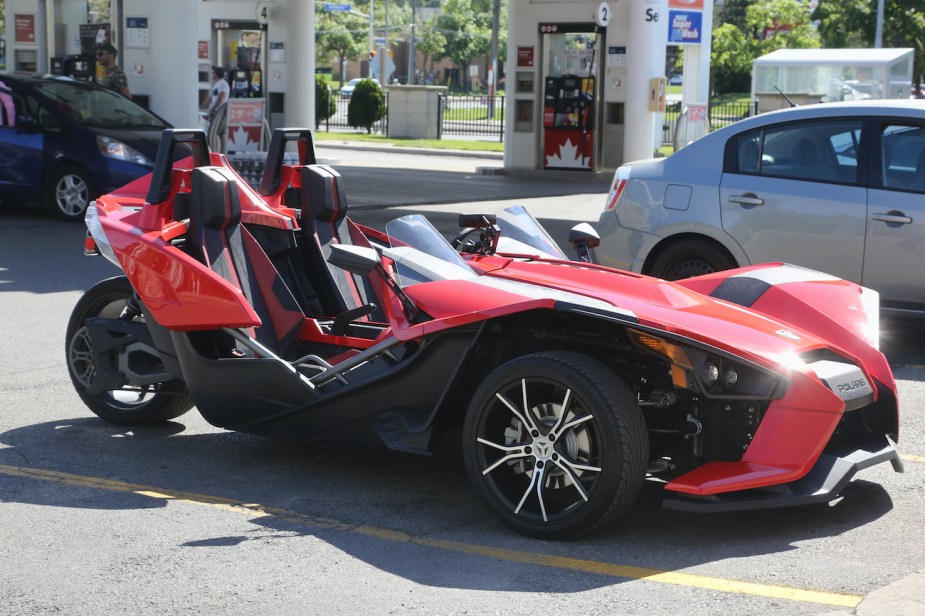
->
629 328 786 399
96 136 153 166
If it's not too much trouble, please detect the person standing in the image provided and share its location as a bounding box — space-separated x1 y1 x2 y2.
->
208 66 230 120
96 43 131 98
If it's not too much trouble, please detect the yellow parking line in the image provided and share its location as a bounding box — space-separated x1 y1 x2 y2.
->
0 464 861 608
902 454 925 464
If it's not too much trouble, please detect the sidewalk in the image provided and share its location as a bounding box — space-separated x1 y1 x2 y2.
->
315 138 504 160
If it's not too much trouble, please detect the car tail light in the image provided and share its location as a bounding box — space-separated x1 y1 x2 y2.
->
605 166 630 211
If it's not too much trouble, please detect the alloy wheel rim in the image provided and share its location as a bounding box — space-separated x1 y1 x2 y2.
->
56 175 89 217
475 377 603 524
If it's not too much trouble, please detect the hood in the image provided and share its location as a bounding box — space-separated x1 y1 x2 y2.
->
477 258 882 373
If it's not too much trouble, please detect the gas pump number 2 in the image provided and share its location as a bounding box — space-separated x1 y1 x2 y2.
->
595 2 612 28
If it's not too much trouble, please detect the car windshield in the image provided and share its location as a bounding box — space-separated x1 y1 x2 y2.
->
33 81 168 129
495 205 567 259
383 207 567 287
384 215 476 287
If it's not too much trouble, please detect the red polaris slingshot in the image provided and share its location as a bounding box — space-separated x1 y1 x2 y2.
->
67 129 903 538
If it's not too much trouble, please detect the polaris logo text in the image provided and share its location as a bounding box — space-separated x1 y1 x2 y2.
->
837 379 868 393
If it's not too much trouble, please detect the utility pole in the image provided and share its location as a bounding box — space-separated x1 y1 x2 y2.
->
408 0 417 85
874 0 884 48
488 0 501 119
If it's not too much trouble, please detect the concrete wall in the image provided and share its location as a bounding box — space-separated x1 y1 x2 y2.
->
386 85 446 139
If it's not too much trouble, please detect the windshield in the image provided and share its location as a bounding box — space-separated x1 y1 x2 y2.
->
384 215 476 287
495 206 567 259
382 207 568 287
33 81 169 129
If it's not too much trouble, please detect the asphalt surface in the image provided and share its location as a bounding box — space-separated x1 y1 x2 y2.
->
1 145 923 615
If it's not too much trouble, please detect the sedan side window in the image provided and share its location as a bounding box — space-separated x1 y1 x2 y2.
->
880 124 925 192
733 121 863 185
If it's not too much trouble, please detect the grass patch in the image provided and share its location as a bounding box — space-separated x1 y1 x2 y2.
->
314 131 504 152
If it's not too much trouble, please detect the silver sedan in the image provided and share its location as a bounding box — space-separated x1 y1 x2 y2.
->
596 99 925 317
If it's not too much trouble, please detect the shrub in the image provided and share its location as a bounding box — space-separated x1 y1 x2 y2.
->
347 79 386 134
315 79 336 128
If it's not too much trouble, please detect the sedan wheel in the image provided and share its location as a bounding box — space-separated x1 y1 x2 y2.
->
649 239 736 280
48 166 95 221
463 351 648 538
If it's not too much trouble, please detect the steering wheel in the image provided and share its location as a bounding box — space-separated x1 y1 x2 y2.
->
451 227 479 251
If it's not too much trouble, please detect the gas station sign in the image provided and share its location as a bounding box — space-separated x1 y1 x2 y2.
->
226 99 266 152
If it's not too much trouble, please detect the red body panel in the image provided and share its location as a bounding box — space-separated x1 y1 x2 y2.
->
83 146 899 505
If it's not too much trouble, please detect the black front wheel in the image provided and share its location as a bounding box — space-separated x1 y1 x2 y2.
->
65 276 194 425
463 351 648 539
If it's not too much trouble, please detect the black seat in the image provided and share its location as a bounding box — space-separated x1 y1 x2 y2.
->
188 166 304 354
298 164 378 318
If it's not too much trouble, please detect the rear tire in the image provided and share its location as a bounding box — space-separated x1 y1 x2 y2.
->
65 276 194 425
649 239 736 280
463 351 648 539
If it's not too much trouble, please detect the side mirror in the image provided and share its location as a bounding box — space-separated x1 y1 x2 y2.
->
568 222 600 263
327 244 379 276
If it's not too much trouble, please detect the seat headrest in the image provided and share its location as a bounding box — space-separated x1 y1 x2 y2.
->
190 167 242 229
303 164 347 223
791 138 817 166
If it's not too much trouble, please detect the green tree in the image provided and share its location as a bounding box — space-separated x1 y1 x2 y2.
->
746 0 821 55
415 15 446 81
813 0 925 85
710 0 821 95
316 10 369 82
347 78 385 134
711 23 755 94
434 0 492 90
717 0 750 32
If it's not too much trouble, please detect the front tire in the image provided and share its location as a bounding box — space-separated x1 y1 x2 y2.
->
66 276 193 425
463 351 648 539
48 165 95 222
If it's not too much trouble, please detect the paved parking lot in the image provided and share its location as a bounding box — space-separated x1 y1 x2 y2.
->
1 152 923 614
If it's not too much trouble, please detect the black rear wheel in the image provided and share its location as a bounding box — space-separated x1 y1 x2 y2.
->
463 351 648 539
649 239 736 280
65 276 193 425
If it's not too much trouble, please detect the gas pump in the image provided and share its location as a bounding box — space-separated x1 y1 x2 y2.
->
229 46 263 98
50 54 94 80
540 25 601 171
543 74 596 169
228 68 262 98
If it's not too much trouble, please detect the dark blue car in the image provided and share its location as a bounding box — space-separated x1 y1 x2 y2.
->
0 74 171 221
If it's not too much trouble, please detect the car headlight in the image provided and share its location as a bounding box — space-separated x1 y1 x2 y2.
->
629 328 785 399
96 136 153 166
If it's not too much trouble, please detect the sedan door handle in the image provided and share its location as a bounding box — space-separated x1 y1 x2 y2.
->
728 193 765 206
872 212 913 225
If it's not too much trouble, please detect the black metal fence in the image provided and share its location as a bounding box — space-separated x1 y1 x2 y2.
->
438 94 505 141
318 92 754 146
319 93 505 141
662 100 759 145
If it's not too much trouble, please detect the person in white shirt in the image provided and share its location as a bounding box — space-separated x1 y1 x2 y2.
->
208 66 230 120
